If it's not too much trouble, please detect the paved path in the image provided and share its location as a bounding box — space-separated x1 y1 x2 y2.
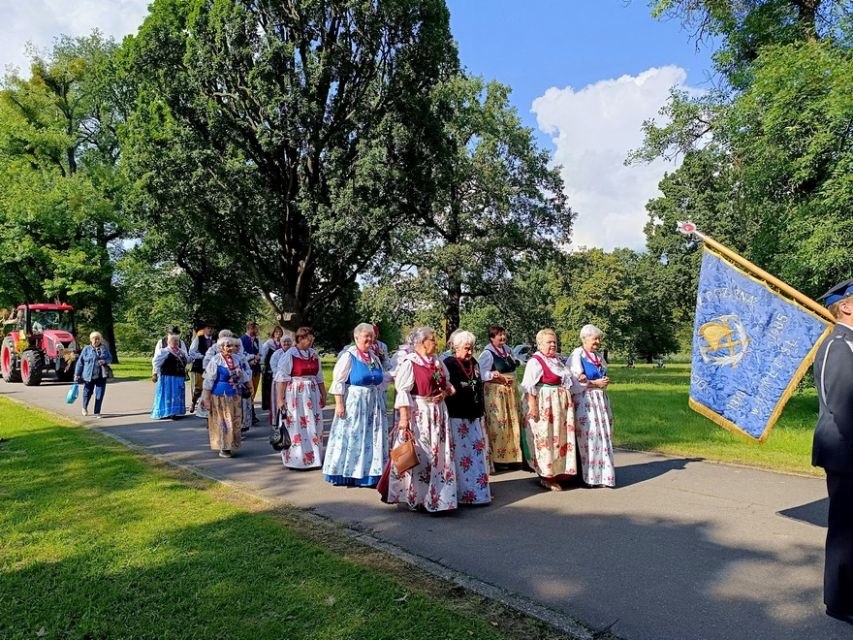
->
2 378 849 640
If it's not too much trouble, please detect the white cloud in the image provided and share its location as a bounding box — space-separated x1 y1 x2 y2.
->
532 65 698 251
0 1 150 76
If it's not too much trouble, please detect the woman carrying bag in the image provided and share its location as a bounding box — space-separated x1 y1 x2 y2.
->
74 331 113 418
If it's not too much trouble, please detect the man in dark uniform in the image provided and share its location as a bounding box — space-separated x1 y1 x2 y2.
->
814 278 853 625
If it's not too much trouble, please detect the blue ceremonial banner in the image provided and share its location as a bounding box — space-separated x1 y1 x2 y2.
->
689 246 832 442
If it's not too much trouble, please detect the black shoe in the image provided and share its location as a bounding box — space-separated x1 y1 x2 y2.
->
827 609 853 625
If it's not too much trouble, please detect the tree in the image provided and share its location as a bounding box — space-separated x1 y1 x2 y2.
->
635 1 852 304
0 33 131 358
122 0 459 329
376 74 570 333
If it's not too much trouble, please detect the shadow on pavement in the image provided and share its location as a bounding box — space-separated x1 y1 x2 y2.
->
777 498 828 528
614 456 703 488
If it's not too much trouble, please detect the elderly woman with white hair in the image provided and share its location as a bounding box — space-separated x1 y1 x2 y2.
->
150 333 188 419
442 329 491 505
569 324 615 487
269 330 294 425
520 328 579 491
322 323 389 486
74 331 113 418
385 326 458 512
201 336 251 457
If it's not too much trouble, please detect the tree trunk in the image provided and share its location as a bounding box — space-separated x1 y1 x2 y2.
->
445 279 461 336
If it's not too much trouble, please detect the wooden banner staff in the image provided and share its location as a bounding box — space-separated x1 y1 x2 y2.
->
677 222 835 323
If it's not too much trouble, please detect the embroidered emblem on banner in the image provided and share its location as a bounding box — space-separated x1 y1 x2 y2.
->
698 315 750 367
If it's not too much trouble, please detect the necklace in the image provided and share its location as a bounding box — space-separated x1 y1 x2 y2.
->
355 347 377 370
297 347 313 360
415 352 434 369
492 343 509 358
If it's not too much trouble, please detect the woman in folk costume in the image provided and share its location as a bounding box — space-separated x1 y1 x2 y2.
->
260 325 284 415
151 333 188 419
188 324 215 417
386 326 458 513
201 336 251 458
442 330 491 505
322 323 389 487
277 326 326 469
520 328 580 491
568 324 615 487
477 324 524 468
269 330 294 426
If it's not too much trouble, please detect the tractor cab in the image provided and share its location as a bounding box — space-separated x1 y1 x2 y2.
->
1 303 79 386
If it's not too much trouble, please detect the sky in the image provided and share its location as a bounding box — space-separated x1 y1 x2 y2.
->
0 0 718 251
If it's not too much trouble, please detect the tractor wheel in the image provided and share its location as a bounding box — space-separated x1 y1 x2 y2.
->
21 350 44 386
1 338 21 383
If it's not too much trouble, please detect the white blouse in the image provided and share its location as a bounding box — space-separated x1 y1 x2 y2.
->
275 346 324 384
393 352 452 409
260 338 280 365
329 346 383 395
520 351 574 395
477 343 517 382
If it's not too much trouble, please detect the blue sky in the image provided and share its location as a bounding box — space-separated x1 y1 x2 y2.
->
0 0 719 251
447 0 717 150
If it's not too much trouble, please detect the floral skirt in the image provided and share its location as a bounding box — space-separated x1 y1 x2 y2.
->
281 377 324 469
207 393 242 451
449 417 491 505
573 388 615 486
323 385 389 486
151 375 186 419
386 397 457 513
522 385 576 480
483 378 523 464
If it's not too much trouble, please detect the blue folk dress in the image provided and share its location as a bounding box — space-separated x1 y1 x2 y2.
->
323 348 389 486
151 349 187 419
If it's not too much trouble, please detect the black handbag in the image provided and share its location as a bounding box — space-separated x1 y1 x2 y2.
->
270 413 291 451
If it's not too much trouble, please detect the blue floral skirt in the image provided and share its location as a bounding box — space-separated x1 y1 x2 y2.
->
151 375 186 419
322 385 389 486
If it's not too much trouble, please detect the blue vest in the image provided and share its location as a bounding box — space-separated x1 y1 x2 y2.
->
580 354 606 381
348 354 384 387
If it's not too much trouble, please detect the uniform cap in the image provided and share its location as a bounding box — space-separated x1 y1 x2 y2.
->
818 278 853 306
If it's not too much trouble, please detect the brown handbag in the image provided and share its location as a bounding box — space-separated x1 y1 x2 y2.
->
390 425 419 475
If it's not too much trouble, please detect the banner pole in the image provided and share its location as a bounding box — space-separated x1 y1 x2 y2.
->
694 231 834 323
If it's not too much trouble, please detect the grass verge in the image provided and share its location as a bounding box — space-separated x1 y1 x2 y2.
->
0 397 583 640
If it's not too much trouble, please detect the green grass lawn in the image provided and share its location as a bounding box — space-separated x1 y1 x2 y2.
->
0 397 575 640
111 354 154 381
607 363 819 476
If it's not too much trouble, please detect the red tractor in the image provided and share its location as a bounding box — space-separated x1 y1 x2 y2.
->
1 304 80 386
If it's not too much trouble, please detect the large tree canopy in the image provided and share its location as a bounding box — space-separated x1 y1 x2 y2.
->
123 0 459 328
0 33 130 355
376 74 571 334
635 0 852 306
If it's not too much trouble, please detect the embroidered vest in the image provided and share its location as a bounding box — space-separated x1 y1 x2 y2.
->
532 354 562 386
291 354 319 378
489 348 518 374
412 360 443 397
348 354 384 387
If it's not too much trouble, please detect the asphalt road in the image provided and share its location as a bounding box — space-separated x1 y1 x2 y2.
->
2 377 849 640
